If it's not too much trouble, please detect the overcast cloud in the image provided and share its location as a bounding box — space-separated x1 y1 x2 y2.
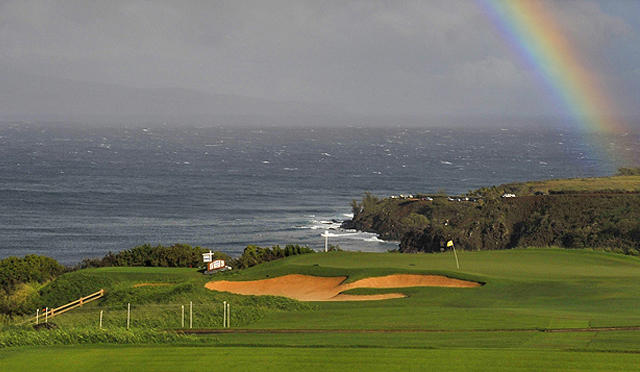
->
0 0 639 123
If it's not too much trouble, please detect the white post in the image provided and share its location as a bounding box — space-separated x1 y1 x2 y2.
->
227 302 230 328
36 309 39 325
181 305 185 328
100 310 103 329
223 301 227 328
45 307 48 323
324 231 329 252
190 301 193 329
127 303 131 329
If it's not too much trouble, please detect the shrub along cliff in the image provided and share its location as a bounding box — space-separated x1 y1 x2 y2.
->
344 172 640 255
0 255 68 315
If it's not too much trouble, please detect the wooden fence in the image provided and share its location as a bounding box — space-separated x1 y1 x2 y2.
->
23 289 105 325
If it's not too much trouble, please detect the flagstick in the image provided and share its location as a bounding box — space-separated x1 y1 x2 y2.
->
447 240 460 269
453 246 460 269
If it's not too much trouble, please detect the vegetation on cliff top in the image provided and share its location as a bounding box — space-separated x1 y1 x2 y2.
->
346 169 640 254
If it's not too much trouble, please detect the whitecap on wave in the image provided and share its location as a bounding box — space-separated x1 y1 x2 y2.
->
293 216 342 231
363 236 385 243
307 219 342 230
293 217 395 246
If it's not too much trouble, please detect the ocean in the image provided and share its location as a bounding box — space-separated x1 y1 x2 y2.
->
0 122 636 265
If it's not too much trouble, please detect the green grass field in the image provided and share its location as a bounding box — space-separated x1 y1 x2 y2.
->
505 174 640 194
2 345 640 372
3 248 640 370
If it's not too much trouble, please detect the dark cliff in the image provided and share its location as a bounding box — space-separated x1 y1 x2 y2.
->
344 193 640 254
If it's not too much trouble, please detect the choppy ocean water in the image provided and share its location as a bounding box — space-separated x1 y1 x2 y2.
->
0 122 637 264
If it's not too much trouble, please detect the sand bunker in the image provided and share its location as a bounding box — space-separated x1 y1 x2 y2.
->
205 274 481 301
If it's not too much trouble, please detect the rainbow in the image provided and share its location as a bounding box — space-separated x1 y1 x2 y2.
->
476 0 640 168
476 0 627 133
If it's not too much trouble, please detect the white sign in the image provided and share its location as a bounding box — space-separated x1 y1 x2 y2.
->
208 259 225 271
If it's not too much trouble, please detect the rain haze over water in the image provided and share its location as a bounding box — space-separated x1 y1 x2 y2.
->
1 123 637 264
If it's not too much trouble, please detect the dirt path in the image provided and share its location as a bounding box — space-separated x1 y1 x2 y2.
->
179 326 640 335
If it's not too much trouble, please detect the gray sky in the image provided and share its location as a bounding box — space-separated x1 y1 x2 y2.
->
1 0 639 123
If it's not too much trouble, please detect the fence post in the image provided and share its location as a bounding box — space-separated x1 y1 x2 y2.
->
127 303 131 330
190 301 193 329
100 310 103 329
36 309 39 325
45 307 48 323
227 302 230 328
181 305 185 328
223 301 227 328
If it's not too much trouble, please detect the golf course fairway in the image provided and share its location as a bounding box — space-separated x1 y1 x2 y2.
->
2 248 640 371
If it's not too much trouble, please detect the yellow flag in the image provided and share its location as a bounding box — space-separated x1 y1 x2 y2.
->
447 240 454 247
